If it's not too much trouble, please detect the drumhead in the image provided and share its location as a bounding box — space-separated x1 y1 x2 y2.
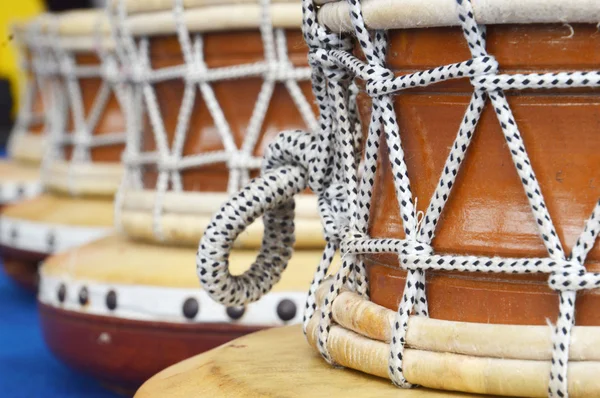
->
39 234 329 325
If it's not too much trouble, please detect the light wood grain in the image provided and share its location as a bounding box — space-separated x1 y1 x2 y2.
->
2 193 113 226
135 325 466 398
42 234 328 291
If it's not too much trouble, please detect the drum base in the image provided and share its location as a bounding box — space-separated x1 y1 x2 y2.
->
134 325 467 398
0 246 45 291
39 303 262 391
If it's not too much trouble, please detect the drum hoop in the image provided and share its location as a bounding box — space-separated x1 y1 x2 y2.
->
38 273 308 325
125 3 303 36
318 0 600 31
121 0 300 16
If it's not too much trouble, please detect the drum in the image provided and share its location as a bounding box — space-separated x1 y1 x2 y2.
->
37 0 327 391
0 9 126 291
193 0 600 397
1 18 50 207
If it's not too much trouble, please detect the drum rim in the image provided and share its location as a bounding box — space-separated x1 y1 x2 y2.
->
318 0 600 32
39 273 309 326
125 2 303 37
121 0 301 15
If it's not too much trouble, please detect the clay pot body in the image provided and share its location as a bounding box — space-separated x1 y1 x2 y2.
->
363 24 600 325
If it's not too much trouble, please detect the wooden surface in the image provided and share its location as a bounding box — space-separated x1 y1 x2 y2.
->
42 234 326 290
2 193 114 226
135 325 474 397
360 24 600 325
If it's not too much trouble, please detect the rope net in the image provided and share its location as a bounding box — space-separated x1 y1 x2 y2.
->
43 12 127 195
112 0 317 241
196 0 600 396
8 20 54 163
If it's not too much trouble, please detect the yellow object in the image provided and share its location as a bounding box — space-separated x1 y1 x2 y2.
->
0 0 44 118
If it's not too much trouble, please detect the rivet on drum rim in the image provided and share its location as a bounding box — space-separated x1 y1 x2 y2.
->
182 298 199 320
10 226 18 241
79 287 89 305
276 299 297 322
226 306 245 320
57 283 66 303
16 185 25 198
106 290 117 311
46 232 56 252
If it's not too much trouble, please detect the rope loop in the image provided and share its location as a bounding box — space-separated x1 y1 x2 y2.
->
196 130 315 306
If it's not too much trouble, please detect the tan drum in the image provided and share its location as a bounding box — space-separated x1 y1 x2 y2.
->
37 0 327 391
188 0 600 397
0 18 50 207
0 9 126 291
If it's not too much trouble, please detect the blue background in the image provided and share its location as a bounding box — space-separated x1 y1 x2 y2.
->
0 147 119 397
0 265 121 398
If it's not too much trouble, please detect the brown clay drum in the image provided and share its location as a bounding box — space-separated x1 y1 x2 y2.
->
1 18 50 208
0 10 125 291
356 16 600 327
38 236 322 392
299 0 600 397
44 9 125 196
37 0 327 391
9 17 49 166
117 0 322 247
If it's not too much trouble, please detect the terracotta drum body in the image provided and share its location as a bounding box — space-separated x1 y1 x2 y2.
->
37 0 327 391
0 10 125 291
188 0 600 397
364 23 600 326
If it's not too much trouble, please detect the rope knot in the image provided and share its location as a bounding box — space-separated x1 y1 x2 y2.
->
71 133 92 147
158 156 178 171
548 265 600 292
186 62 205 83
59 58 75 78
102 57 121 84
402 240 434 257
309 48 352 83
364 64 396 95
129 63 147 83
467 55 502 90
303 23 353 53
227 152 254 170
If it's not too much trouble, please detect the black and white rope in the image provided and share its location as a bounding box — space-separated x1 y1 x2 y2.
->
42 12 127 195
195 0 600 396
113 0 317 242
